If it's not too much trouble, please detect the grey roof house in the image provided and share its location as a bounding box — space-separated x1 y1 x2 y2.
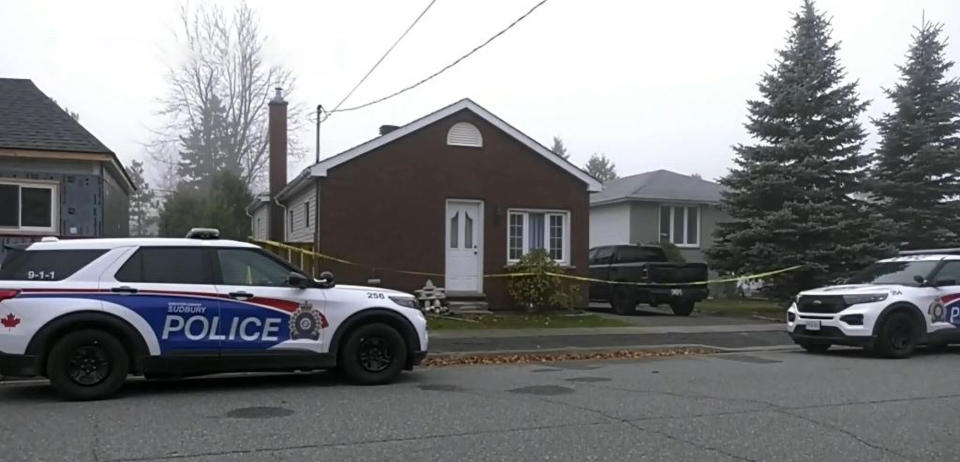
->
590 169 728 263
0 78 134 249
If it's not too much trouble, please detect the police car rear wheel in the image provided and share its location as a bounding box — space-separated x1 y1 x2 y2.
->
340 323 407 385
46 329 129 401
875 311 920 359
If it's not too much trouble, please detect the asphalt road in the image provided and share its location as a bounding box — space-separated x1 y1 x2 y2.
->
4 347 960 461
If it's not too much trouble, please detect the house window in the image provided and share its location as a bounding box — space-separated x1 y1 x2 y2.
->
659 205 699 247
506 209 569 264
0 181 57 233
304 202 310 228
289 209 295 230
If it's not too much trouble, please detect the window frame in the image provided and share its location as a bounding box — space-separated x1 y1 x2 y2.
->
658 204 700 248
505 208 571 265
0 179 58 234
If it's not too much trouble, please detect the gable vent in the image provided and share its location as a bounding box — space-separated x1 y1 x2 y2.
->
446 122 483 147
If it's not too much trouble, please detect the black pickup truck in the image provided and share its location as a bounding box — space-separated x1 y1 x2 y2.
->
588 245 709 316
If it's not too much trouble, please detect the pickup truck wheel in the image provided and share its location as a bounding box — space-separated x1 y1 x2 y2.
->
611 289 637 315
670 300 695 316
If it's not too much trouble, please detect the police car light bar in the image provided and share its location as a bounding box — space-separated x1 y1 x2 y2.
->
898 248 960 256
186 228 221 240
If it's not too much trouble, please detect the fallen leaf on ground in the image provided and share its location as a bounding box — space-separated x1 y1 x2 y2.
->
422 347 717 367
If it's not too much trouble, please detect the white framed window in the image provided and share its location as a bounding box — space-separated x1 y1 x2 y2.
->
659 205 700 248
506 209 570 264
447 122 483 147
0 180 58 233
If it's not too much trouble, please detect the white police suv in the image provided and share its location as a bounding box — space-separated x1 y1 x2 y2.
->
0 229 428 400
788 249 960 358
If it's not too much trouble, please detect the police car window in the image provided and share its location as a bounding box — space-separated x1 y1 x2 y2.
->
0 249 106 281
115 248 210 284
615 246 666 263
934 261 960 285
217 249 292 287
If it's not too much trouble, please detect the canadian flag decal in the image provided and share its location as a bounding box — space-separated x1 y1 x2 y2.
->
1 313 20 329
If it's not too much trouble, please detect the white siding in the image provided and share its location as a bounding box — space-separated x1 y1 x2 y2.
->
251 205 270 241
589 202 631 247
285 184 316 243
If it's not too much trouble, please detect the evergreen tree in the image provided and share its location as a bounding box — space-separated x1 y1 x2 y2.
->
706 0 894 298
158 169 252 240
869 20 960 250
177 94 232 192
550 136 569 159
584 153 618 182
127 160 158 236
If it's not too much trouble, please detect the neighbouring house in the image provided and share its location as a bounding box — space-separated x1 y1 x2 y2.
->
0 78 135 254
589 169 728 264
250 93 601 308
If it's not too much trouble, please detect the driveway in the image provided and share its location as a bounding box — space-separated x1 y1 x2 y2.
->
3 347 959 461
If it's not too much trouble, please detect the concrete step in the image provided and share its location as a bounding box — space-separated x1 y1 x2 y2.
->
448 300 493 315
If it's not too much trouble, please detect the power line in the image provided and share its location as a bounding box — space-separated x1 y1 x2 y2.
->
325 0 438 119
329 0 550 115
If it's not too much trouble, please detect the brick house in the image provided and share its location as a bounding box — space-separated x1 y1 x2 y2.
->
251 96 600 308
0 78 134 254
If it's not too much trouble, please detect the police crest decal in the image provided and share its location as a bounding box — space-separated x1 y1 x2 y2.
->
290 301 325 340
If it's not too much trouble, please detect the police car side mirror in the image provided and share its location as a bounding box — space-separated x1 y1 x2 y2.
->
914 275 927 286
317 271 336 288
287 272 310 289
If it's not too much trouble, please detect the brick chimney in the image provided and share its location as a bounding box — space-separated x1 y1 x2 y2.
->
268 87 287 242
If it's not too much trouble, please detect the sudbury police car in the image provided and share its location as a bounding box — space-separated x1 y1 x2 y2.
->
0 229 427 400
788 249 960 358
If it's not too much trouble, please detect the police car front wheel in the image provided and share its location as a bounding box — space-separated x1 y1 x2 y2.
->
46 329 129 401
339 323 407 385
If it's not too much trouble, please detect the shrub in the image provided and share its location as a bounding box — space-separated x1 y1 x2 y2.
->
506 249 581 312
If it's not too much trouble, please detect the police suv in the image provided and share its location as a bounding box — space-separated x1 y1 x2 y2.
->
0 229 428 400
788 249 960 358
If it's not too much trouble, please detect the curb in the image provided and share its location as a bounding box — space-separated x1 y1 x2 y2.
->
427 343 797 360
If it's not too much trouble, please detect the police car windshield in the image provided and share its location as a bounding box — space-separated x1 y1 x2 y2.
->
848 260 939 286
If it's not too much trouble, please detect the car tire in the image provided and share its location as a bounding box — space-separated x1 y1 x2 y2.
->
875 311 920 359
46 329 129 401
611 289 637 315
339 323 407 385
798 342 830 353
670 300 695 316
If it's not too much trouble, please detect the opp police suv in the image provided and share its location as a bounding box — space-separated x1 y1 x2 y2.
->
788 249 960 358
0 229 428 400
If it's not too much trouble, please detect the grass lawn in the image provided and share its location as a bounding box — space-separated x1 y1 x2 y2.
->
428 313 633 330
696 298 788 320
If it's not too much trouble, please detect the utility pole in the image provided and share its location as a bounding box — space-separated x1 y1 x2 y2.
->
313 104 324 276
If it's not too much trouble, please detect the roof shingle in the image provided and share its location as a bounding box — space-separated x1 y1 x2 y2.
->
0 78 113 154
591 169 723 205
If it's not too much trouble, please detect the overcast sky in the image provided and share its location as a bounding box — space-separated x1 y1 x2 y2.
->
3 0 960 185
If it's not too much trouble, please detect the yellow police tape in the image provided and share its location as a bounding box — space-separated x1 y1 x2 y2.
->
251 238 805 287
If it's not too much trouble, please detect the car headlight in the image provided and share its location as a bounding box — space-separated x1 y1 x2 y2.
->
389 296 418 309
843 293 888 305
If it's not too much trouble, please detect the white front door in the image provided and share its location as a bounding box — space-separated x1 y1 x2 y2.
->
445 200 483 293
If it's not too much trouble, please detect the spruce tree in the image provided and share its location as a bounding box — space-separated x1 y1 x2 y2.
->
177 95 229 192
584 153 618 182
869 20 960 249
127 160 158 236
706 0 894 297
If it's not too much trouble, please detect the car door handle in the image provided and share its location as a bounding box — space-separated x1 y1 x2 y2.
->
229 291 254 301
110 286 138 294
